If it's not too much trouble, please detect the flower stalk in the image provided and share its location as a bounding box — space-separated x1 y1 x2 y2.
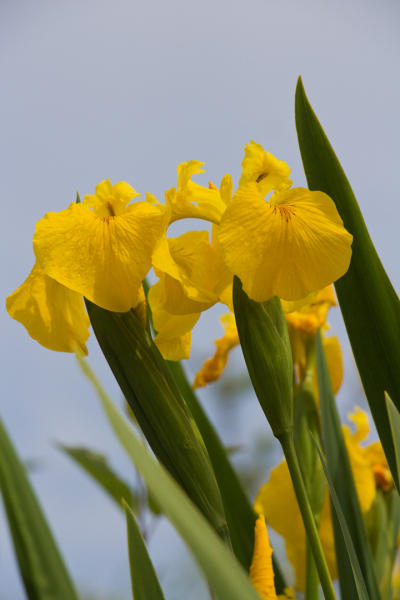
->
278 431 336 600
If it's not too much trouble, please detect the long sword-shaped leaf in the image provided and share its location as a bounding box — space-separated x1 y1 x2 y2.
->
295 77 400 489
85 301 228 541
385 392 400 489
0 417 79 600
57 444 137 510
316 330 381 600
167 361 286 593
77 356 261 600
124 502 165 600
313 440 369 600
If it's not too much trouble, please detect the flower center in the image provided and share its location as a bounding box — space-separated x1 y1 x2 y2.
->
272 205 295 222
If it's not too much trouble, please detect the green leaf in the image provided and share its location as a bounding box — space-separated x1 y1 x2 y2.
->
166 361 287 593
295 77 400 490
85 301 228 541
77 357 261 600
385 392 400 491
124 502 165 600
365 490 400 599
0 417 79 600
166 361 255 567
57 444 137 510
313 438 370 600
315 330 381 600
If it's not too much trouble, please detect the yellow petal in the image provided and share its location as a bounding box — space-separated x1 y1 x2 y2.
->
167 161 228 224
365 441 394 492
6 262 90 354
239 141 292 196
347 406 370 444
33 201 166 312
313 335 343 396
83 179 140 217
154 230 232 307
249 514 278 600
149 280 200 360
219 184 353 302
150 275 210 316
193 312 239 388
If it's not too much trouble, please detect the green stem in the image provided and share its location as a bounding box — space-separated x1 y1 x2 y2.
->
305 542 320 600
278 432 336 600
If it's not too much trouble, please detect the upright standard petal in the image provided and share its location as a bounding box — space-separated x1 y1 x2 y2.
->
33 201 167 312
219 183 353 302
166 161 229 224
6 262 90 353
240 141 292 196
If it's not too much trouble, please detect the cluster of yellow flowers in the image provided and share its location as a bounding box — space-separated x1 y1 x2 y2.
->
7 139 397 599
6 141 353 364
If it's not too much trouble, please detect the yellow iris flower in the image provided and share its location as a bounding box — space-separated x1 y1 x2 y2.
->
6 179 167 352
149 229 232 360
33 180 167 312
254 408 389 591
218 143 353 303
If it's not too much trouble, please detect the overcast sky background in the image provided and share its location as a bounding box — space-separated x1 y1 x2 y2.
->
1 1 399 598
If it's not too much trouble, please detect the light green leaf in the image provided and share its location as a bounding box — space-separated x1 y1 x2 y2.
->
77 356 261 600
315 330 381 600
125 502 165 600
0 417 79 600
57 444 137 510
385 392 400 492
295 77 400 490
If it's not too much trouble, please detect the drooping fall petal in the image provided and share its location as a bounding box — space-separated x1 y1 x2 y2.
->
33 200 167 312
219 183 353 302
148 280 200 360
6 262 90 354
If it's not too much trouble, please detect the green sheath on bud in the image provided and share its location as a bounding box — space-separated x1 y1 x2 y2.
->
85 300 229 542
232 276 293 437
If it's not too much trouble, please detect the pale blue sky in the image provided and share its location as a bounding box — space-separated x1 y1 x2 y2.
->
1 1 399 598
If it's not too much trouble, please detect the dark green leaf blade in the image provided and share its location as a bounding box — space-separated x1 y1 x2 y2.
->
85 301 228 541
124 502 165 600
57 444 137 510
315 330 381 600
0 417 79 600
295 77 400 489
166 361 287 593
